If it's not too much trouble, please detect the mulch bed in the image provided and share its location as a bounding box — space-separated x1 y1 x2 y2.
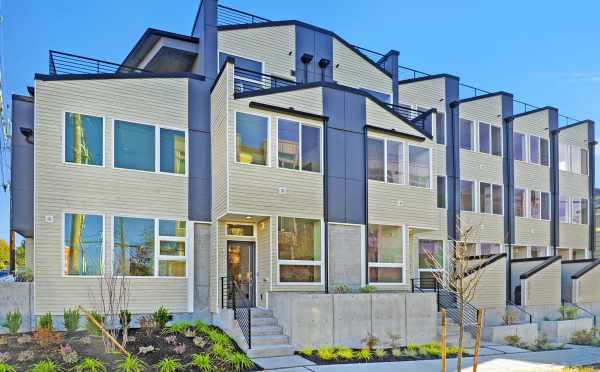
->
299 347 472 366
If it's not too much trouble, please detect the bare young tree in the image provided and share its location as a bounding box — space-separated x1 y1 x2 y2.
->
425 219 486 372
93 272 130 352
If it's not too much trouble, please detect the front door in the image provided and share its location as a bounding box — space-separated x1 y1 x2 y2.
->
227 241 256 306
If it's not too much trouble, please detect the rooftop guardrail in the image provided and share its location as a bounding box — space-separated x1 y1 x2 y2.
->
49 50 148 75
232 66 297 94
217 4 270 26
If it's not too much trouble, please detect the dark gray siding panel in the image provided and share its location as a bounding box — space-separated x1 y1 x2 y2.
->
188 79 212 221
346 179 365 224
326 127 346 179
323 89 345 130
192 0 217 80
548 108 559 250
10 95 34 237
295 25 333 83
502 95 514 244
588 121 596 256
345 131 364 181
445 79 460 240
327 176 347 222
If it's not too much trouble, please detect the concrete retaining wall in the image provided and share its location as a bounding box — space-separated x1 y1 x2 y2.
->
539 318 594 343
482 323 538 344
270 292 436 349
0 282 34 333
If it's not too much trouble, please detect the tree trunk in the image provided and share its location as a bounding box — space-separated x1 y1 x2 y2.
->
456 277 464 372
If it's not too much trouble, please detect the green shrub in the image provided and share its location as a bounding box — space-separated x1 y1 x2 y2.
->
560 306 578 320
418 342 442 358
335 284 351 293
0 362 16 372
570 329 595 345
361 332 379 350
206 329 233 349
504 335 526 348
71 358 107 372
2 310 22 335
210 343 230 360
223 352 254 371
355 348 372 361
15 267 33 282
155 357 183 372
63 308 80 334
162 321 193 335
194 320 211 335
335 346 353 360
446 345 462 357
85 311 103 336
402 347 418 358
30 360 61 372
153 306 172 329
189 354 214 372
298 346 314 357
316 346 335 361
115 355 146 372
359 285 377 293
374 349 386 358
528 334 557 351
391 348 402 358
38 312 53 331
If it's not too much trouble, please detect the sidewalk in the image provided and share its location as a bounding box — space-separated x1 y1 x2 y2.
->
257 345 600 372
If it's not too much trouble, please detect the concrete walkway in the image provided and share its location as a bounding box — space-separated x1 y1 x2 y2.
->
257 345 600 371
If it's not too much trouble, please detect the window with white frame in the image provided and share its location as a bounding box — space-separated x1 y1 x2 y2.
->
114 120 186 174
573 248 586 260
65 112 104 166
436 112 445 145
367 137 405 184
572 198 589 224
515 188 526 217
478 122 502 156
479 182 503 215
408 145 430 188
559 195 570 223
64 213 103 276
459 118 473 150
530 190 550 220
529 135 549 166
277 217 322 283
226 224 254 237
236 112 269 166
277 119 321 172
480 243 501 255
559 143 570 171
113 217 187 277
368 224 404 284
418 240 443 287
530 246 547 258
512 245 527 259
513 132 526 161
437 176 446 208
460 180 475 212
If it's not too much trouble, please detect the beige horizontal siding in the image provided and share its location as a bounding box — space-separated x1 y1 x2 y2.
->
515 218 551 246
237 87 323 118
523 259 561 306
467 256 506 309
218 26 295 80
559 223 588 250
211 63 230 220
332 38 391 96
256 217 271 308
460 213 504 243
34 77 190 314
365 99 424 138
576 264 600 303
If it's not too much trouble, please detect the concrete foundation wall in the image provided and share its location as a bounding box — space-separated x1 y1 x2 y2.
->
328 223 363 291
194 223 211 322
539 318 594 343
270 292 436 349
0 283 34 334
482 323 538 344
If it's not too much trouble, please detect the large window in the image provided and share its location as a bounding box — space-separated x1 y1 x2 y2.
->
114 120 155 172
515 188 526 217
368 224 404 284
479 182 503 215
529 135 549 166
513 132 526 161
559 144 570 171
478 122 502 156
460 180 475 212
408 145 430 188
437 176 446 208
559 195 569 223
114 120 186 174
530 190 550 220
572 198 588 224
236 112 269 166
113 217 155 276
436 112 445 145
277 119 321 172
368 137 405 184
459 119 473 150
65 112 103 166
278 217 322 283
113 217 187 277
64 213 103 276
418 240 443 287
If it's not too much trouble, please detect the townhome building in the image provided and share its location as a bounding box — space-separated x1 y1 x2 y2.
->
9 0 597 356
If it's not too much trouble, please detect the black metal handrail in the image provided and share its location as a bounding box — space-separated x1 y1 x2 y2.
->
387 103 425 120
562 299 597 329
399 65 431 80
233 66 297 94
438 287 480 334
49 50 149 75
217 4 270 26
506 299 533 323
221 276 252 349
411 277 439 292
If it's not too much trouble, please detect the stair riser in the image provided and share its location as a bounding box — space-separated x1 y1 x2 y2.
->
251 335 289 346
246 346 295 358
252 327 283 336
252 317 276 326
251 309 274 318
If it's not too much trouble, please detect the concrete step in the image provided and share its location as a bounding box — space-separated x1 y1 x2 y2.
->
252 325 284 336
251 334 289 346
252 317 277 326
251 308 273 318
245 344 295 358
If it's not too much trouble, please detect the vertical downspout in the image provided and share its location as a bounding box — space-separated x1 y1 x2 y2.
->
364 125 369 286
323 118 329 293
588 120 596 258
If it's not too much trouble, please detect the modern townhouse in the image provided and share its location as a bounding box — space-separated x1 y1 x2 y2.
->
8 0 599 357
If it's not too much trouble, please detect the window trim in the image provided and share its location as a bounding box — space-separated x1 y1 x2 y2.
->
478 242 504 255
234 111 272 168
513 131 527 162
478 181 503 215
528 190 551 221
367 135 406 186
275 117 323 174
460 179 476 212
527 134 549 167
111 118 188 176
62 211 106 278
435 111 446 145
62 111 106 168
459 118 474 151
156 220 187 278
559 195 570 223
436 175 447 209
276 216 325 286
417 239 445 274
225 222 256 238
111 214 189 279
367 223 408 286
408 144 432 189
514 187 528 218
559 143 571 171
477 121 502 156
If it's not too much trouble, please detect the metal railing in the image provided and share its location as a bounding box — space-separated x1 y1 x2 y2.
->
217 4 270 26
438 287 481 334
398 65 431 80
562 299 597 329
49 50 148 75
352 45 386 69
221 276 252 349
387 103 429 133
506 299 533 323
411 277 439 292
233 66 297 94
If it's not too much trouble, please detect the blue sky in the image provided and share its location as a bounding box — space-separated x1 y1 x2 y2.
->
2 0 599 243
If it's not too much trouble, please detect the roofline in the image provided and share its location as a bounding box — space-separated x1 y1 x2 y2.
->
506 105 558 121
35 72 205 82
571 258 600 279
249 101 328 122
12 94 34 103
234 81 432 139
398 73 459 85
217 20 393 79
520 256 561 279
551 119 594 134
121 28 199 68
457 91 513 104
511 256 552 263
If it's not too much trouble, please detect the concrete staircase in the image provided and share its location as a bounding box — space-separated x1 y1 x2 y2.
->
244 308 295 358
438 312 476 348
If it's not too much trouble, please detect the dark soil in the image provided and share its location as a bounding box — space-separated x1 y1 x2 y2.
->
298 347 472 366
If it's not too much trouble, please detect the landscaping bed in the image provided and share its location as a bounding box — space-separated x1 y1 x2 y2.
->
297 342 471 365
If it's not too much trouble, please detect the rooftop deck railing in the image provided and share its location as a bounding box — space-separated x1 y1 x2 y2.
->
217 4 270 26
232 66 297 94
49 50 148 75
